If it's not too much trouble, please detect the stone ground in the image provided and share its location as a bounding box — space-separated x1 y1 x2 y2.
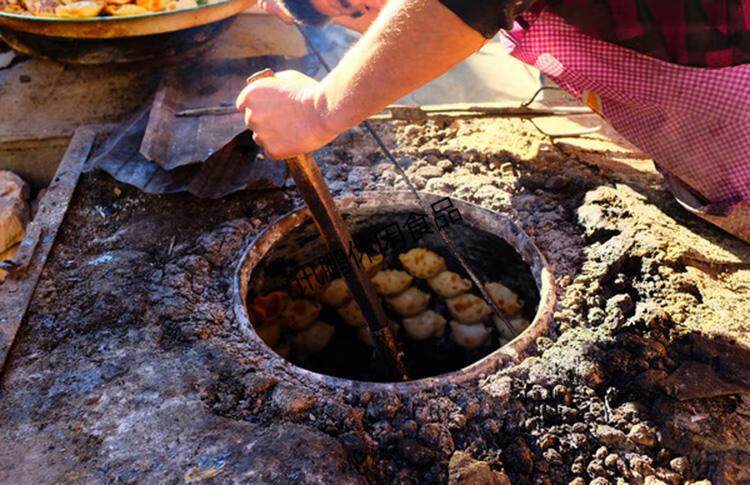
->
1 115 749 485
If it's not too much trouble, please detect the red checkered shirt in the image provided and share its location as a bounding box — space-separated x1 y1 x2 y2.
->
439 0 750 67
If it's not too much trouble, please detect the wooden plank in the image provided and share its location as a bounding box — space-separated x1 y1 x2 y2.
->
0 127 94 374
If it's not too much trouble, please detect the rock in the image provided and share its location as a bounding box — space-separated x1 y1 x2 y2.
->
629 455 655 477
538 434 558 450
400 439 437 465
327 180 348 194
552 384 572 405
404 125 421 138
595 425 631 450
366 394 401 420
0 171 29 201
571 433 588 449
544 175 569 191
338 430 376 456
655 467 681 485
559 405 578 422
414 166 444 179
418 423 455 458
577 204 603 231
447 451 511 485
669 456 689 475
590 478 610 485
536 336 554 352
543 448 563 466
594 446 609 460
605 294 634 328
628 423 657 447
587 459 606 478
656 448 672 462
408 174 427 189
437 159 454 172
587 307 606 325
644 476 668 485
0 171 30 253
527 384 550 401
571 422 588 433
612 402 648 422
568 479 586 485
373 162 392 176
269 383 316 415
480 375 512 404
605 453 622 469
506 437 534 474
347 166 373 190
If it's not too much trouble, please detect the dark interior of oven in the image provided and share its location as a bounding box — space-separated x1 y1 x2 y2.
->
247 208 540 382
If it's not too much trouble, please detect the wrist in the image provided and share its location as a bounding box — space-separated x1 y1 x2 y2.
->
312 77 352 140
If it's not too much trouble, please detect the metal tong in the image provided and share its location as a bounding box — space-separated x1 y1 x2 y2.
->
243 69 409 381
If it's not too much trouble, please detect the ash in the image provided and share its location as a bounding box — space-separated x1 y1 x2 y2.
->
1 117 749 484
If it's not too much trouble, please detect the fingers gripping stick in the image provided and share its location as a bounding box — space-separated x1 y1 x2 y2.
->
244 69 410 381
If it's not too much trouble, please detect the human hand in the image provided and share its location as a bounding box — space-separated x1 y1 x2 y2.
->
235 70 338 160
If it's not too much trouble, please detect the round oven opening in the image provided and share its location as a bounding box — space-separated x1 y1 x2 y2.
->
235 192 555 388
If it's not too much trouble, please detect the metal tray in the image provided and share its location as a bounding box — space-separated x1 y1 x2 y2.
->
0 0 255 38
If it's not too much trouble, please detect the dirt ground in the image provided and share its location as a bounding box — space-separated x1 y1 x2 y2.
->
1 116 749 484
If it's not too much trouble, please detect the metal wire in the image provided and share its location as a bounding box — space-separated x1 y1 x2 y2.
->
295 25 519 338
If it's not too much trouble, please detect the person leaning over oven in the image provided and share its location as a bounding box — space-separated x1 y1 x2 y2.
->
239 0 750 244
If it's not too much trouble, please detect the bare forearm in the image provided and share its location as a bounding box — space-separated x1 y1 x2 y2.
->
318 0 485 132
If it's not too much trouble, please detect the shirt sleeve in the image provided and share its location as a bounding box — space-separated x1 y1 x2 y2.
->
438 0 537 38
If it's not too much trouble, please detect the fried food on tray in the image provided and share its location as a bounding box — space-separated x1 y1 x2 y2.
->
484 282 523 316
494 315 529 341
398 247 446 279
249 291 288 325
446 293 492 324
449 320 490 349
165 0 194 10
135 0 167 10
54 0 104 17
10 0 203 17
402 310 447 340
293 321 335 353
19 0 58 15
0 0 25 14
281 299 321 331
337 300 367 327
319 277 351 308
104 3 146 14
371 269 413 297
386 286 430 316
255 321 281 347
360 252 384 276
427 270 471 298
